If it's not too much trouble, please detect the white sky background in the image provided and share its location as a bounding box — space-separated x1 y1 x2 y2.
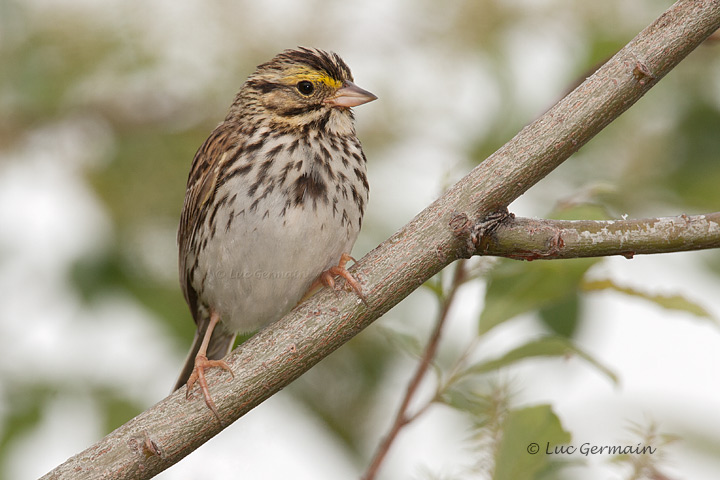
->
1 0 720 479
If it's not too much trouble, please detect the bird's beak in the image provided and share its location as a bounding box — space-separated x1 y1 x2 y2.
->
326 81 377 108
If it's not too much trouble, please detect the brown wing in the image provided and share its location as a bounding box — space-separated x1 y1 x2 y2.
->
174 123 242 391
177 122 241 322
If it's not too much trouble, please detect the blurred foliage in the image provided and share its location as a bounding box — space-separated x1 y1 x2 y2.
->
492 405 571 480
86 128 200 226
610 421 681 480
2 0 720 479
582 278 715 323
479 258 598 335
667 101 720 209
456 336 617 385
440 380 574 479
287 330 394 457
71 247 194 340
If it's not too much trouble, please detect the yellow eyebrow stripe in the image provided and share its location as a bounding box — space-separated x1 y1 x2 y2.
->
285 67 342 89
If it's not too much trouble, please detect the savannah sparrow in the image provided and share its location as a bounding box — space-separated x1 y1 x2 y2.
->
174 47 376 417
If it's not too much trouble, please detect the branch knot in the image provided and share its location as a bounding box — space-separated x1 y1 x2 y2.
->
450 209 514 258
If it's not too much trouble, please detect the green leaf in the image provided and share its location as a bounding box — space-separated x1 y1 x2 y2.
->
479 258 599 335
493 405 572 480
583 279 716 322
376 325 424 358
539 293 580 337
462 336 618 385
666 102 720 210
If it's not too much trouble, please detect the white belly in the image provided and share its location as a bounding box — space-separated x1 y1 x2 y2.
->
199 200 359 333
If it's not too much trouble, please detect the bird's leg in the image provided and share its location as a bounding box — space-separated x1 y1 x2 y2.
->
186 310 234 421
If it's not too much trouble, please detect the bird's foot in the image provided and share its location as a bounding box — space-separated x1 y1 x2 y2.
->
304 253 367 305
186 354 234 422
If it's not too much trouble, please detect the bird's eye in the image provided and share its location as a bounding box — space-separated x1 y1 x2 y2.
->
296 81 314 95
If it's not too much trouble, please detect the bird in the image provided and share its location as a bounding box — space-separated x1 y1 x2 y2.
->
174 47 376 418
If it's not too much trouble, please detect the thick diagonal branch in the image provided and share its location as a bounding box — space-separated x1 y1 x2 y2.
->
41 2 720 479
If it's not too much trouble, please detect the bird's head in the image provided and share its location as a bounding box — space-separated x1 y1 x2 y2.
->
235 47 377 133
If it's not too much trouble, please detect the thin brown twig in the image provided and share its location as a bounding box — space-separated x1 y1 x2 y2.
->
361 260 468 480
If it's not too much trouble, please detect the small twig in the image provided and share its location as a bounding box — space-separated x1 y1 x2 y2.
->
362 261 468 480
477 213 720 260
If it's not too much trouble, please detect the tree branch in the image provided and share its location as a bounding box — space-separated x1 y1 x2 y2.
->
41 1 720 478
474 213 720 260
